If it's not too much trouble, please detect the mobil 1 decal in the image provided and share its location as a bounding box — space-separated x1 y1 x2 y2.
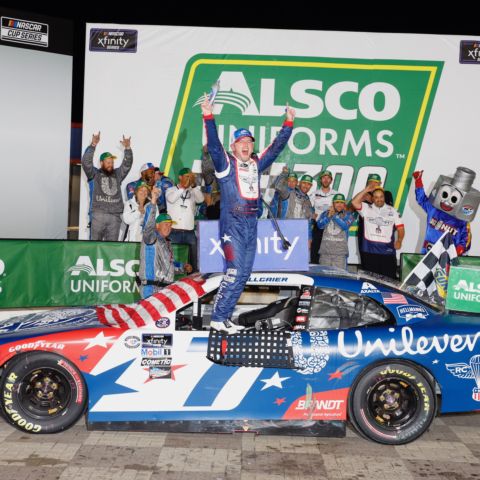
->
141 333 172 379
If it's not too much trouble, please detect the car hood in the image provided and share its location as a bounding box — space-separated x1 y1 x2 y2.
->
0 307 104 340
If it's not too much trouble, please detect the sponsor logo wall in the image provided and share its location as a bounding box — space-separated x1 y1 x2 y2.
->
82 26 480 257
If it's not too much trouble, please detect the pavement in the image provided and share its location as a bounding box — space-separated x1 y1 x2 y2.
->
0 412 479 479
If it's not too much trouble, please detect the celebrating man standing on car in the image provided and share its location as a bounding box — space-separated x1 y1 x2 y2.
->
201 95 295 333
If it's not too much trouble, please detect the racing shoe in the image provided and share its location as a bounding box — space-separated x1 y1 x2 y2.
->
210 319 244 334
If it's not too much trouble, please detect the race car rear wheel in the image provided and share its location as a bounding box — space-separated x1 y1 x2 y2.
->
0 352 87 433
348 361 435 444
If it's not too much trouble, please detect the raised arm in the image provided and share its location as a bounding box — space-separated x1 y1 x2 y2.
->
201 94 230 175
81 132 100 180
274 167 291 200
351 185 376 211
412 171 430 213
257 106 295 172
142 191 159 245
117 135 133 181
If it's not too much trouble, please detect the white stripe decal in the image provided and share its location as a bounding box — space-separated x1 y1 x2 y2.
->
145 295 170 315
102 309 117 326
175 282 199 301
215 149 230 179
160 287 183 307
134 303 156 323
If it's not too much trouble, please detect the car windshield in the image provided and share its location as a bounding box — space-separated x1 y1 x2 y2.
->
306 265 444 311
356 270 445 311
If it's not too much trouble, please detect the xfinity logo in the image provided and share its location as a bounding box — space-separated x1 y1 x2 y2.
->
67 256 139 277
460 41 480 64
209 231 299 261
89 29 137 53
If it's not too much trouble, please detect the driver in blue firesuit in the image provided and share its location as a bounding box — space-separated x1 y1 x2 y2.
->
201 95 295 334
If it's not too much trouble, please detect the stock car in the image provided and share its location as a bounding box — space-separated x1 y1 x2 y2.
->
0 266 479 445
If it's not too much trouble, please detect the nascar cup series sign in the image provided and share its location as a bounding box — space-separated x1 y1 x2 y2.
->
1 16 49 48
161 54 443 213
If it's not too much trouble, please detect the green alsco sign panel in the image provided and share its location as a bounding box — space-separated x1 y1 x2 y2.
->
0 240 188 308
161 54 443 217
446 265 480 313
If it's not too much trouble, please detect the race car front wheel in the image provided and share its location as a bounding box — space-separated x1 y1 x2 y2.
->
348 361 436 445
0 352 87 433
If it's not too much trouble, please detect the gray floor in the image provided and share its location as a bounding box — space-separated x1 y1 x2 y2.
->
0 413 479 479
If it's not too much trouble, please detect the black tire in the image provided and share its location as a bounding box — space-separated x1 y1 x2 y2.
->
0 352 87 433
348 361 436 445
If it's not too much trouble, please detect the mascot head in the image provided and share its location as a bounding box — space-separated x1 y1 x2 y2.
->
430 167 480 221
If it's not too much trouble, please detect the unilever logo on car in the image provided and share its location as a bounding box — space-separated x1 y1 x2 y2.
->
197 219 309 274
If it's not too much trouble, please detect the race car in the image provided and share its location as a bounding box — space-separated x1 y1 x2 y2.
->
0 266 479 445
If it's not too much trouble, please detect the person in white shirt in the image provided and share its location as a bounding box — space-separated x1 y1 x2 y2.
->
311 170 337 263
166 167 204 270
122 182 150 242
351 185 404 279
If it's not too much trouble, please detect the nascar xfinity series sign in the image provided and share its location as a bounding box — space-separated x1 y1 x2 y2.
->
161 54 443 213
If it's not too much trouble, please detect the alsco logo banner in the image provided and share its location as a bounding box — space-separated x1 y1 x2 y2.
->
161 54 443 214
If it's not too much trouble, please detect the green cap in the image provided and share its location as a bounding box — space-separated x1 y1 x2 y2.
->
287 172 298 180
135 181 150 192
332 193 346 203
300 174 313 184
367 173 382 184
155 213 176 224
178 167 192 177
319 170 333 178
100 152 117 162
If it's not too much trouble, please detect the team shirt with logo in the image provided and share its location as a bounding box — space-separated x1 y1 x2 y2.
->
358 201 403 255
313 188 337 216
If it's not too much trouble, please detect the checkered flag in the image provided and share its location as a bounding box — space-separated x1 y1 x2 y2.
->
401 232 458 300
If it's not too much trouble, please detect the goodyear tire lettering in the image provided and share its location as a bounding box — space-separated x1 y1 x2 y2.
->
348 362 436 445
0 352 87 434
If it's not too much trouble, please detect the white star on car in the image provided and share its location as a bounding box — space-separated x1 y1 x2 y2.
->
84 331 116 350
260 371 290 391
221 234 232 243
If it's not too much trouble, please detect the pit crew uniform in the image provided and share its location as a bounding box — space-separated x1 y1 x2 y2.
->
270 171 314 221
310 187 337 263
204 113 293 331
357 201 403 279
139 207 183 298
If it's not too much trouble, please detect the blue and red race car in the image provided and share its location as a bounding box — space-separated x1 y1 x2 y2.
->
0 266 479 444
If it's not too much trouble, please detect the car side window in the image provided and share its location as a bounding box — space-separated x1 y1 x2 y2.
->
309 287 394 330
